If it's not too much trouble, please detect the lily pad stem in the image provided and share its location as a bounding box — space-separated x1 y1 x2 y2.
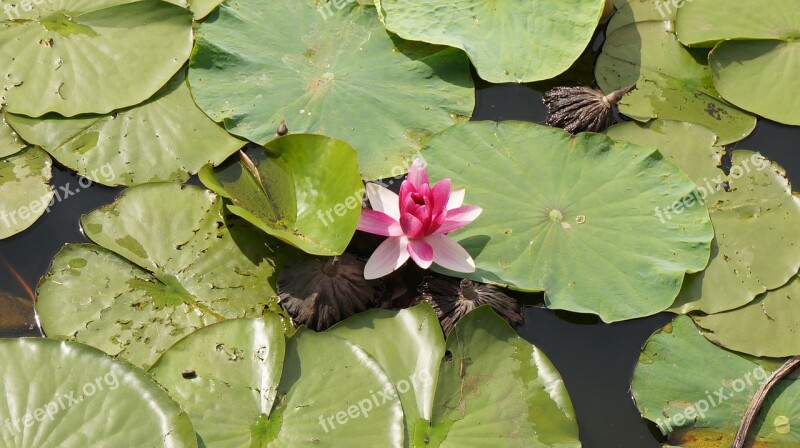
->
733 356 800 448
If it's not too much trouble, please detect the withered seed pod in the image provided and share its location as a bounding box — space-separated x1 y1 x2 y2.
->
278 253 383 331
417 276 523 335
543 83 636 134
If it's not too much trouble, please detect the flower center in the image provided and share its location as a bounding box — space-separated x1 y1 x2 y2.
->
411 192 425 206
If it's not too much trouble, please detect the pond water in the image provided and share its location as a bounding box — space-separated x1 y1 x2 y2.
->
2 46 800 448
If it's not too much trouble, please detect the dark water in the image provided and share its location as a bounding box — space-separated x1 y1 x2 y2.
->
2 70 800 448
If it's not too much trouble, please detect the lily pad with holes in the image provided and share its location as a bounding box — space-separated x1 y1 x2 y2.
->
596 14 756 144
0 338 197 447
675 0 800 125
693 275 800 358
330 304 582 447
422 121 713 322
6 73 244 187
189 0 473 180
36 183 292 369
0 147 54 240
149 315 404 447
632 315 800 446
199 135 363 256
0 0 193 117
374 0 605 83
607 120 800 314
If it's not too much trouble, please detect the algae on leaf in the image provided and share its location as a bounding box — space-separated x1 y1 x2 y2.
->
0 147 54 240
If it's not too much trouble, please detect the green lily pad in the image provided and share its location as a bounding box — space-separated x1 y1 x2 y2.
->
6 73 244 187
0 147 54 240
374 0 605 83
0 338 197 447
607 120 800 314
423 121 713 322
693 275 800 358
675 0 800 125
596 17 756 144
331 304 581 447
36 183 291 369
0 0 193 117
0 109 25 159
200 135 363 255
189 0 473 180
632 315 800 445
150 315 404 447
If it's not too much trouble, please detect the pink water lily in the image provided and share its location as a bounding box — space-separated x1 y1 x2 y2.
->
358 159 482 279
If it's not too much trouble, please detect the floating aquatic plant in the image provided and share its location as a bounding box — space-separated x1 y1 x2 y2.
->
543 83 636 133
357 159 482 279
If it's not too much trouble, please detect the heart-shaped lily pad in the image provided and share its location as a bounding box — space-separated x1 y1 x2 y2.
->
374 0 605 83
36 183 291 369
149 315 404 447
0 338 197 447
0 0 193 117
693 274 800 358
422 121 713 322
330 303 581 447
632 315 800 445
200 135 363 255
607 120 800 314
596 13 756 144
675 0 800 125
6 73 244 187
0 147 54 240
188 0 473 180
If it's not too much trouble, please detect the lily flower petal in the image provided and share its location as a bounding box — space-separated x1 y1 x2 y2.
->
447 187 465 210
408 239 434 269
364 236 410 279
407 158 429 189
358 209 403 236
400 213 426 239
425 234 476 273
430 178 451 221
365 183 400 220
432 205 483 235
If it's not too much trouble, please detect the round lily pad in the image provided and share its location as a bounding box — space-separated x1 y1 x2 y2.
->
596 16 756 144
331 304 582 447
423 121 714 322
632 316 800 445
676 0 800 125
0 147 54 240
188 0 474 180
6 73 244 187
374 0 605 83
0 0 193 117
0 338 197 447
36 183 291 369
694 275 800 358
149 315 404 447
607 120 800 314
200 135 364 255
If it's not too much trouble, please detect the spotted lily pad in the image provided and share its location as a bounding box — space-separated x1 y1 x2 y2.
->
0 0 193 117
694 275 800 358
199 135 363 256
36 183 291 369
374 0 605 83
607 120 800 314
5 74 244 187
189 0 473 180
0 147 54 240
596 11 756 144
675 0 800 125
331 304 581 447
0 110 24 159
149 315 404 447
422 121 713 322
0 338 197 447
632 316 800 446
